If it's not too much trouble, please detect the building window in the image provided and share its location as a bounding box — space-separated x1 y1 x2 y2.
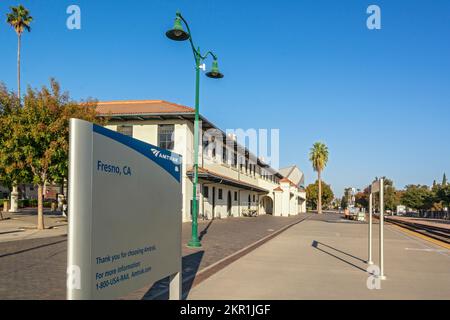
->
158 124 175 150
222 145 227 164
117 125 133 137
253 194 256 202
233 152 237 167
203 186 209 199
218 189 223 200
234 192 238 201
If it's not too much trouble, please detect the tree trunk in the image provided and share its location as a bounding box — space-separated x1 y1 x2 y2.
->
37 184 45 230
17 34 21 99
318 170 322 214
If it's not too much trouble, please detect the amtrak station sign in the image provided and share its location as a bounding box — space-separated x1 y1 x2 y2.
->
67 119 182 300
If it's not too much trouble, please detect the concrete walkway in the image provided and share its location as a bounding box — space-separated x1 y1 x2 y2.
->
188 214 450 300
0 210 67 243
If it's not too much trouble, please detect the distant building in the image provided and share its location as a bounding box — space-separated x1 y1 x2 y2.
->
279 165 305 188
96 100 307 222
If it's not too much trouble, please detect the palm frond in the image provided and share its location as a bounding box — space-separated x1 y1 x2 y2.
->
309 142 329 172
5 5 33 35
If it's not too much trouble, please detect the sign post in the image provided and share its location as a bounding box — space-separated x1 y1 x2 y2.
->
67 119 182 300
367 192 374 265
379 178 385 280
368 178 386 280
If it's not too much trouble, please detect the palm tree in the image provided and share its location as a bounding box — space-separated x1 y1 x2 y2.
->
6 5 33 99
6 5 32 214
309 142 329 214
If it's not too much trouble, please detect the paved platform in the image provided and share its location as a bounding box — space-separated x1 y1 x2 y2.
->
188 214 450 300
0 209 67 243
0 214 307 300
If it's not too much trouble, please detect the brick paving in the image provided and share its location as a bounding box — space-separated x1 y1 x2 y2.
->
0 214 311 300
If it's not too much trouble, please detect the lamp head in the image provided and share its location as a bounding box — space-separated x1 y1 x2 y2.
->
206 59 224 79
166 16 190 41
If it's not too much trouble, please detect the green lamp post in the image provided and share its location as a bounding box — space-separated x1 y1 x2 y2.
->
166 12 224 248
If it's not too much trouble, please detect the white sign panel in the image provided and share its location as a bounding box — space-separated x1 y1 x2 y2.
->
67 119 182 300
371 180 381 193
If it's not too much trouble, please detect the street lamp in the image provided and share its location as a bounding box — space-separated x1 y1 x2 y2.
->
166 11 224 248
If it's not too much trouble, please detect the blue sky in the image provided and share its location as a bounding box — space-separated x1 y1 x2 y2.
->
1 0 449 197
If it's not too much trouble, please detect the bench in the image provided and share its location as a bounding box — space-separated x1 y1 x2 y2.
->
242 209 258 217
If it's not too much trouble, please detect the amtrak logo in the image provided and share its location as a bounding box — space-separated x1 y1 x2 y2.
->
151 149 161 157
151 148 180 165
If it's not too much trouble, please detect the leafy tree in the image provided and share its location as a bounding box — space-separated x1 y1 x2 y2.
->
6 4 33 99
306 180 334 210
383 178 400 211
6 5 33 210
340 196 348 210
0 84 30 194
0 83 18 114
437 185 450 207
401 185 433 211
309 142 329 214
355 189 369 209
6 79 101 229
442 173 447 186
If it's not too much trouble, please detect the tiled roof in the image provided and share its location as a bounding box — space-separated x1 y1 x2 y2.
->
273 187 283 192
96 100 195 115
280 178 296 186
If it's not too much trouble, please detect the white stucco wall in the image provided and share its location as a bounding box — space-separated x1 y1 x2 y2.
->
103 119 304 222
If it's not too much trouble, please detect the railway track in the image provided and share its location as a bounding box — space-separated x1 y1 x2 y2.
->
384 217 450 245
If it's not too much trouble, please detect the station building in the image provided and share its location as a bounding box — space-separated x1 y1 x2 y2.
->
96 100 307 222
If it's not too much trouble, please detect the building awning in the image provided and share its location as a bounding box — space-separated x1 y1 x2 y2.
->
187 168 269 193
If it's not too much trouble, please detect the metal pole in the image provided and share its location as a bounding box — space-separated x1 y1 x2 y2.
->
188 49 202 248
368 192 373 265
379 178 386 280
169 272 181 300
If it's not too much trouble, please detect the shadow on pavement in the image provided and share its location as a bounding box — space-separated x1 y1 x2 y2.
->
8 210 63 217
0 237 67 258
143 250 204 300
312 240 367 273
199 220 214 241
